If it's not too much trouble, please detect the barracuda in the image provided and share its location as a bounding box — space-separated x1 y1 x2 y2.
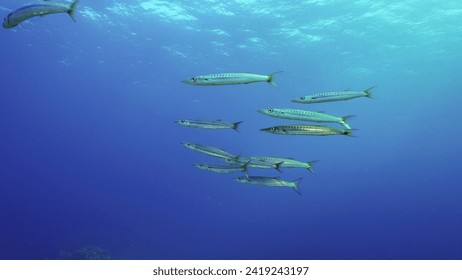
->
194 162 249 178
228 156 317 173
182 71 282 86
247 156 317 173
258 108 353 129
175 119 242 132
225 156 284 173
3 0 79 29
261 124 353 136
181 142 236 160
292 87 375 104
234 176 303 195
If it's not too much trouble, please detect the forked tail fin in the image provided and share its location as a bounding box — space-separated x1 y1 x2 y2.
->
340 115 355 129
342 129 357 137
232 121 243 132
274 161 284 173
241 160 251 178
306 160 318 174
267 71 283 87
291 177 303 195
364 86 376 98
68 0 79 22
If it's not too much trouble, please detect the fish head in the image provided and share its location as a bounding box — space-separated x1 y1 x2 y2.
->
260 126 277 133
291 96 311 103
257 109 276 116
181 142 194 148
224 157 240 165
182 77 202 85
175 120 189 126
193 163 207 170
181 78 194 85
182 76 209 85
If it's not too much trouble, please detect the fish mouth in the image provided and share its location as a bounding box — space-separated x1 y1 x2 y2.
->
291 99 302 103
256 109 265 114
181 79 192 84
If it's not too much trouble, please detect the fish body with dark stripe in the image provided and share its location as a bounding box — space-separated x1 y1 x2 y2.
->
234 176 303 195
175 119 242 132
258 108 353 129
181 142 236 160
261 124 353 136
182 71 282 86
292 87 375 104
3 0 79 29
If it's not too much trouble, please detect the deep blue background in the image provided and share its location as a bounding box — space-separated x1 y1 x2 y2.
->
0 0 461 259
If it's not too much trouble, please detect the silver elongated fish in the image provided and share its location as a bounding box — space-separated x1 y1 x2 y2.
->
182 71 282 86
182 142 236 160
243 156 317 173
234 176 302 195
175 119 242 132
291 87 375 104
258 108 354 129
3 0 79 29
194 161 249 177
225 156 284 172
261 124 353 136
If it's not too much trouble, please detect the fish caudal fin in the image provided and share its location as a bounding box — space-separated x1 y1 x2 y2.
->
274 161 284 173
232 121 243 132
342 129 357 137
241 160 251 178
306 160 318 174
267 71 283 87
364 86 376 98
68 0 79 22
291 178 303 195
340 115 355 129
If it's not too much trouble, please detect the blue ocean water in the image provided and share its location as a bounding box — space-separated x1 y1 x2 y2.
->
0 0 461 260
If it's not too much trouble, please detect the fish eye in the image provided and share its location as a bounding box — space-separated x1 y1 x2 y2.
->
268 109 273 113
270 127 275 131
300 97 305 100
192 77 196 81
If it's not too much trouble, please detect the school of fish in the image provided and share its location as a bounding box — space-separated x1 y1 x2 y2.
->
180 70 374 195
